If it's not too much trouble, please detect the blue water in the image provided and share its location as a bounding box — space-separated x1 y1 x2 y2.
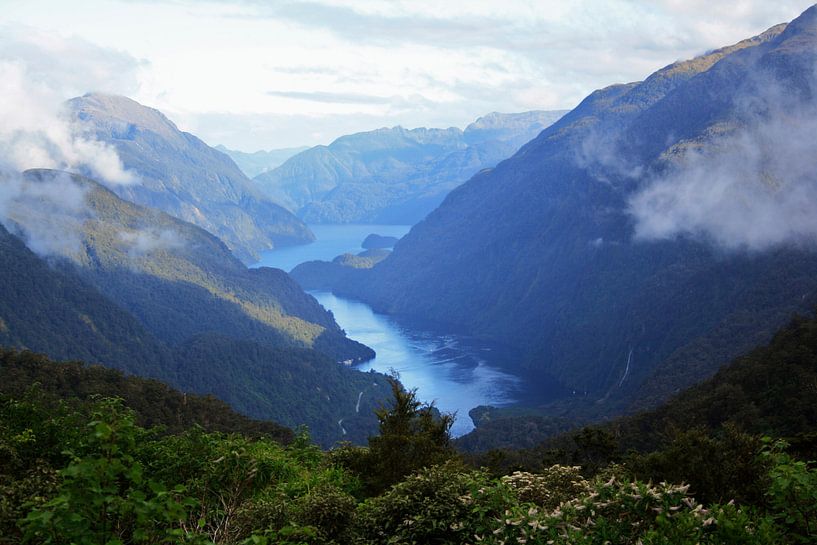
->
254 224 411 272
252 224 537 436
310 291 524 436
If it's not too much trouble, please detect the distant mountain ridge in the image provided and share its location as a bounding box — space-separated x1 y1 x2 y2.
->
315 7 817 420
254 110 567 224
215 145 310 178
68 94 314 262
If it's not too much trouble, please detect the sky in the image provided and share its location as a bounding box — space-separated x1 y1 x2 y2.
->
1 0 813 151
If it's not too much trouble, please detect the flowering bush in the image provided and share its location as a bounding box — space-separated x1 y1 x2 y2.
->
501 465 589 509
474 476 781 545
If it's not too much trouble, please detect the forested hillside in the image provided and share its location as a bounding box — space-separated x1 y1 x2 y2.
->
0 170 391 446
2 313 816 544
325 8 817 420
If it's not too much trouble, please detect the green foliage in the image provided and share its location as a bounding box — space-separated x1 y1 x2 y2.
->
356 463 512 545
625 426 767 505
501 465 589 509
0 349 293 442
762 439 817 543
473 477 781 545
339 378 456 495
20 399 207 545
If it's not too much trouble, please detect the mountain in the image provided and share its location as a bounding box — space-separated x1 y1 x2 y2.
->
253 111 567 224
0 169 389 446
320 8 817 420
68 94 314 262
215 144 309 178
0 221 174 380
460 311 817 471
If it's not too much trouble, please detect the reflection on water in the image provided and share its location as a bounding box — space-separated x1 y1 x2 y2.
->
251 224 557 436
311 291 523 436
253 224 411 272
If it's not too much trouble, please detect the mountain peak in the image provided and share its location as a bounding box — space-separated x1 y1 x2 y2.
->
69 93 182 144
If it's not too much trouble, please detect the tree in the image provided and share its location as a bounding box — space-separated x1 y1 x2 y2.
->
362 378 455 494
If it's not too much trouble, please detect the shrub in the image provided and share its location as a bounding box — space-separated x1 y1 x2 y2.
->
356 462 513 544
501 465 589 509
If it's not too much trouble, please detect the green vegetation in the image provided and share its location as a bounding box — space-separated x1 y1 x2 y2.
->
459 313 817 477
0 349 292 441
2 172 390 446
2 352 815 544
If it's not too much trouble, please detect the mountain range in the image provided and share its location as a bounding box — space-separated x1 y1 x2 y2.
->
0 168 389 446
215 144 310 178
300 6 817 423
68 94 314 262
253 110 566 224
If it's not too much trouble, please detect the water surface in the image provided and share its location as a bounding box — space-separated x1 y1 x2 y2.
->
311 291 524 436
254 224 411 272
252 223 557 436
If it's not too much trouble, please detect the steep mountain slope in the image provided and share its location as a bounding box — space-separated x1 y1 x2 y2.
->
0 222 175 381
254 111 566 224
68 94 313 262
460 311 817 463
329 8 817 415
0 169 388 446
14 169 371 362
215 145 309 178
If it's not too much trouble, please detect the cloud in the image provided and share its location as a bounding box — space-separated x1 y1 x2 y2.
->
629 68 817 251
0 23 145 98
0 28 144 184
0 60 136 185
0 171 91 258
119 228 184 256
0 27 147 257
267 90 397 105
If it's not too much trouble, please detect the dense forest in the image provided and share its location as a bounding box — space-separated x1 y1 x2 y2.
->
0 171 392 447
2 312 816 544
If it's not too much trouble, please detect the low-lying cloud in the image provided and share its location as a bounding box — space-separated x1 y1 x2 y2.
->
0 60 135 185
0 171 91 257
0 28 145 257
630 100 817 251
119 228 184 256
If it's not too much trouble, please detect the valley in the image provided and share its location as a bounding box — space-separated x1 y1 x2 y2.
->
2 2 817 543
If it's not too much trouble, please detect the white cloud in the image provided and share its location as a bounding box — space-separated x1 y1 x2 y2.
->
1 0 814 149
0 27 143 184
0 171 91 257
119 228 184 256
630 70 817 251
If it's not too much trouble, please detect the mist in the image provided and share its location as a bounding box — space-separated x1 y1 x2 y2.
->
0 60 135 185
119 228 184 257
0 171 91 258
629 71 817 251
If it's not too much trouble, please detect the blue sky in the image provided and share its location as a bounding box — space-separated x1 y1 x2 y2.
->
1 0 813 150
